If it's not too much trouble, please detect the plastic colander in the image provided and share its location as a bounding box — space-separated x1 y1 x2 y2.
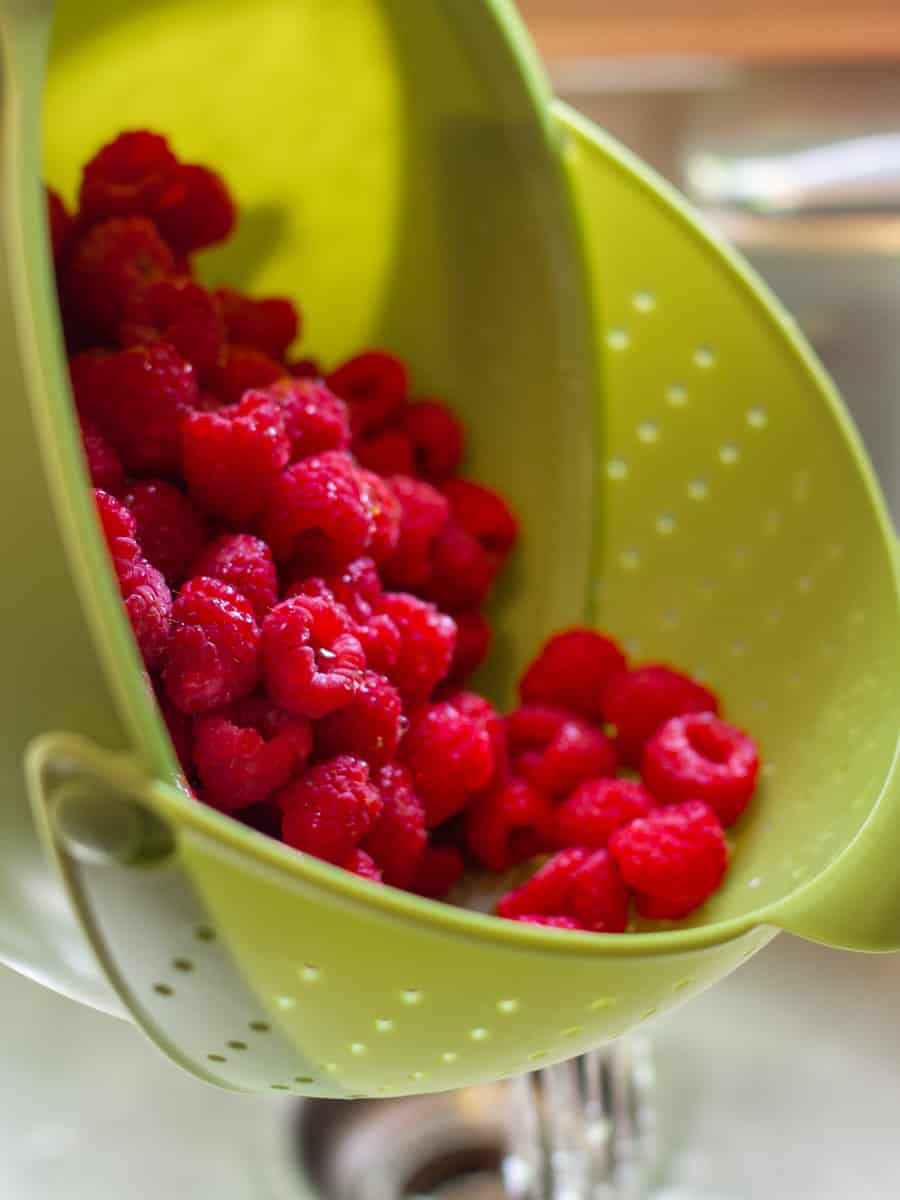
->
1 0 898 1099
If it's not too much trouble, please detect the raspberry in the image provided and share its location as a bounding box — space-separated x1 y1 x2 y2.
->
153 163 236 253
422 520 494 610
609 800 728 915
379 593 456 703
506 705 617 798
326 350 408 437
442 478 518 564
78 130 177 223
119 276 225 375
408 844 464 899
496 848 591 918
400 699 495 827
446 689 508 782
121 480 206 584
214 288 299 359
555 778 656 849
79 415 124 493
190 533 278 622
208 344 285 405
635 892 707 921
164 576 260 714
192 697 312 810
642 713 759 827
381 475 449 589
354 428 414 477
520 629 627 721
62 217 176 343
400 400 464 483
47 187 73 267
568 850 630 933
181 391 290 520
290 560 400 674
116 553 172 669
604 665 720 767
289 357 322 379
93 487 139 558
363 763 427 887
345 848 383 882
466 777 554 872
445 610 491 685
314 670 404 767
260 450 372 566
511 915 584 930
356 469 401 564
277 755 382 864
261 594 366 718
72 341 198 476
265 379 350 460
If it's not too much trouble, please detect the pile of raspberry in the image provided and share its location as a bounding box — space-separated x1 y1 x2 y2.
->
52 130 761 933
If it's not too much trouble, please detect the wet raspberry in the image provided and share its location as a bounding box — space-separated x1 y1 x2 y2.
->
314 670 404 767
609 800 727 915
422 521 494 610
190 533 278 622
354 428 414 477
153 163 236 253
181 391 290 520
47 187 74 267
93 487 139 559
408 844 464 899
555 778 656 849
79 415 124 493
326 350 408 437
357 469 401 564
642 713 759 827
445 610 491 686
363 763 427 887
511 915 584 930
62 217 176 344
208 344 285 405
466 777 554 872
381 475 449 589
261 594 366 718
119 276 225 375
192 696 312 810
290 560 401 675
277 755 382 864
378 592 456 704
400 699 495 827
496 847 591 918
214 288 299 359
344 848 383 882
116 553 173 669
442 478 518 565
164 576 260 714
520 629 627 721
265 379 350 460
568 849 630 933
506 705 617 798
121 480 206 584
261 450 372 565
400 399 464 483
604 665 719 768
445 690 508 783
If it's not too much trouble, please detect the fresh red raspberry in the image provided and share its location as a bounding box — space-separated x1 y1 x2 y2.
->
378 592 456 703
496 847 592 918
265 379 350 460
506 705 617 798
466 777 554 872
93 487 139 560
72 341 198 476
288 357 322 379
207 344 285 405
353 428 414 477
62 217 176 343
214 288 299 359
604 665 720 767
47 187 74 267
277 754 382 865
326 350 408 437
381 475 449 589
642 713 759 827
190 533 278 622
153 163 236 253
422 521 494 610
314 670 404 767
260 450 372 566
290 560 401 675
192 696 312 810
609 800 727 918
119 276 225 375
568 849 630 932
78 130 178 224
164 576 260 714
344 848 383 882
121 480 206 584
399 400 464 483
520 629 627 721
261 594 366 718
363 763 427 888
181 391 290 520
408 844 464 899
555 778 656 849
445 610 491 686
116 552 173 669
400 699 495 827
445 690 508 782
78 415 124 493
356 469 401 564
511 915 584 930
442 478 518 565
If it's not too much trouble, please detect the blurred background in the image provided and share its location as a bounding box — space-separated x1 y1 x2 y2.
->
3 4 899 1198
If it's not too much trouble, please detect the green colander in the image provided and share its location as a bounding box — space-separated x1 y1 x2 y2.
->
1 0 898 1100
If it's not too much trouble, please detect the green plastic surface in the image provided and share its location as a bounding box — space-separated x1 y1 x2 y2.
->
0 0 898 1097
